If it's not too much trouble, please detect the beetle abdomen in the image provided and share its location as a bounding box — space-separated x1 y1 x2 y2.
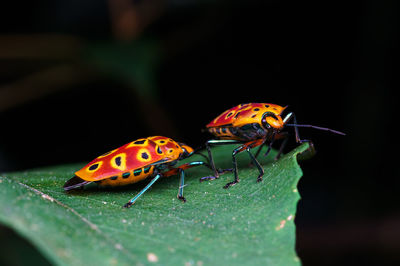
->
207 126 239 140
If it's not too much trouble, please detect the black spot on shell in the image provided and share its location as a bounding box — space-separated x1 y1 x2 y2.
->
234 112 241 119
265 104 270 108
141 152 149 159
253 108 260 111
251 114 257 118
89 163 99 171
134 169 142 176
115 157 122 166
156 146 163 154
110 176 118 180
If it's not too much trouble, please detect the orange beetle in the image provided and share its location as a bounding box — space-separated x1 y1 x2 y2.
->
202 103 345 188
64 136 207 208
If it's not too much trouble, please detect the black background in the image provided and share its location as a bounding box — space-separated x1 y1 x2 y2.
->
0 1 398 265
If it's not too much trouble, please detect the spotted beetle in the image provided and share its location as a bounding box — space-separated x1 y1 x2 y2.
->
64 136 208 208
202 103 345 188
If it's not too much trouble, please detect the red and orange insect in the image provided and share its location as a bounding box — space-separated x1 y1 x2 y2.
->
202 103 345 188
64 136 207 207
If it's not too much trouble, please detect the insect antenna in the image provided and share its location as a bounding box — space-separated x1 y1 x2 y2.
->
285 124 346 136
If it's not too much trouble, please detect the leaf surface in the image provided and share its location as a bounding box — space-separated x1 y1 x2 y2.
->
0 143 310 265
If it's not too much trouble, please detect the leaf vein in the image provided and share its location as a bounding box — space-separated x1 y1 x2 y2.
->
13 179 138 261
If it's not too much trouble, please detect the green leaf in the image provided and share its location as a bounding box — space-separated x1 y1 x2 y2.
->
0 143 309 265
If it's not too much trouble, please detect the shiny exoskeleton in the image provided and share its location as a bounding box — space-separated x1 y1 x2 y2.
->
64 136 208 207
203 103 345 188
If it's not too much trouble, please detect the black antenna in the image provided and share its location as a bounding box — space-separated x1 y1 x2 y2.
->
285 124 346 136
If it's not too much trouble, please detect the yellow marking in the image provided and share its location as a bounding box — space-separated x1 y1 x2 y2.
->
110 153 127 171
155 145 163 155
86 161 103 173
136 148 152 163
154 139 168 146
225 111 236 120
238 105 252 112
126 138 148 148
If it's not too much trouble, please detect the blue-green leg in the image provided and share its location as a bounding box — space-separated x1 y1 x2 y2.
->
176 161 208 202
177 168 186 202
123 173 162 208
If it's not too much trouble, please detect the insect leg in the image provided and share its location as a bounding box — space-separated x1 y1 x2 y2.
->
291 113 305 143
251 138 270 166
162 161 209 202
253 145 264 160
283 112 310 143
246 147 264 182
200 139 241 182
191 144 211 165
224 139 265 188
223 145 246 188
274 133 289 160
252 136 274 165
177 168 186 202
164 161 209 177
123 173 162 208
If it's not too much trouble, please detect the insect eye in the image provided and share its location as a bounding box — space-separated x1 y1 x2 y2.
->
262 112 278 129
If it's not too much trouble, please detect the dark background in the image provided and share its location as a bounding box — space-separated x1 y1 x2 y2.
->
0 0 398 265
